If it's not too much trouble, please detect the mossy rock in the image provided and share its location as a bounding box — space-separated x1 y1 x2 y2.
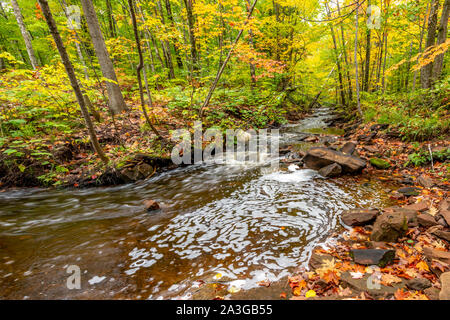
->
370 158 391 169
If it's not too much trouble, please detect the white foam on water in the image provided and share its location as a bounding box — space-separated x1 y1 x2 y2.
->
263 169 318 183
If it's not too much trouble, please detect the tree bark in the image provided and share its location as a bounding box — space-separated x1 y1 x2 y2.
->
127 0 163 139
336 0 353 101
80 0 127 114
11 0 39 69
164 0 183 68
413 1 430 91
325 1 346 106
37 0 108 164
363 0 371 92
105 0 116 38
421 0 440 89
354 0 362 117
183 0 199 72
432 0 450 83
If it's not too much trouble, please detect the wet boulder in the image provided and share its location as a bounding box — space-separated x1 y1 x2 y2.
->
303 147 366 173
144 200 160 211
371 211 408 242
350 249 395 267
397 186 421 197
341 208 379 226
406 278 432 291
318 163 342 178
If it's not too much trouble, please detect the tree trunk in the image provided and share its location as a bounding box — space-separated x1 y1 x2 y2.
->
155 1 175 79
245 0 257 85
105 0 116 38
413 2 430 91
336 0 353 101
325 1 346 106
421 0 440 89
432 0 450 83
183 0 199 72
164 0 183 69
80 0 127 114
128 0 163 139
37 0 108 164
354 0 362 117
11 0 39 69
363 0 371 92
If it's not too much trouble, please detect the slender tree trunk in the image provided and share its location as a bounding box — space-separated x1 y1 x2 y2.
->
432 0 450 82
105 0 116 38
336 0 353 101
128 0 163 139
325 1 346 106
164 0 183 68
421 0 440 89
363 0 371 91
405 41 413 91
155 1 175 79
354 0 362 117
80 0 127 114
37 0 108 164
11 0 38 69
183 0 199 72
245 0 257 85
413 1 430 91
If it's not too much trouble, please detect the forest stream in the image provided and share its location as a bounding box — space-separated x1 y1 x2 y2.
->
0 108 396 300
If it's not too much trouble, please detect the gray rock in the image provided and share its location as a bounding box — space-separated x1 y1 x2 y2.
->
418 213 438 228
406 278 432 291
397 187 421 196
429 227 450 242
423 247 450 265
383 207 418 227
371 211 408 242
303 147 366 173
340 142 357 155
416 175 435 189
439 272 450 300
424 287 440 300
439 199 450 226
308 251 339 270
341 208 379 226
350 249 395 267
340 272 404 298
318 163 342 178
404 201 430 212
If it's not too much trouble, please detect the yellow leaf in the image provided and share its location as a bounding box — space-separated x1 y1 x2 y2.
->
416 261 430 272
305 290 316 298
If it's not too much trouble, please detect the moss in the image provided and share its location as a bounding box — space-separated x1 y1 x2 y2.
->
370 158 391 169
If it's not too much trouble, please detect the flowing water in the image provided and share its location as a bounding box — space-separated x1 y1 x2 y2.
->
0 108 394 299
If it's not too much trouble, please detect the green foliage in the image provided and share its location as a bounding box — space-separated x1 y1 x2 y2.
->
406 148 450 167
363 84 450 141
